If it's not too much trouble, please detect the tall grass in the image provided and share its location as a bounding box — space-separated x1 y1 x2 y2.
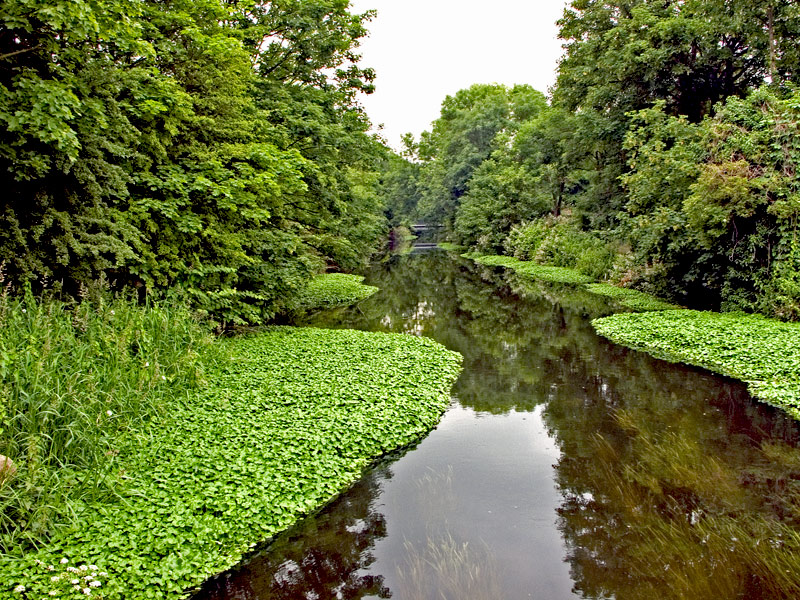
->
0 281 216 554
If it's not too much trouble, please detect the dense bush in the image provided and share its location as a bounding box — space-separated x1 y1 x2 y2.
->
0 0 387 325
505 218 616 280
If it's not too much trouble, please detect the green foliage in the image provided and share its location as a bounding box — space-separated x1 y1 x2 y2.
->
437 243 467 253
415 84 546 230
505 218 616 280
584 283 681 311
0 0 387 324
0 289 216 553
463 253 595 285
593 310 800 416
298 273 378 311
454 157 546 252
3 327 462 599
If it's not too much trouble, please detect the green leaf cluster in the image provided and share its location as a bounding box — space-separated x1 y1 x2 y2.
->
2 327 462 599
0 289 217 553
0 0 389 324
298 273 378 311
386 1 800 320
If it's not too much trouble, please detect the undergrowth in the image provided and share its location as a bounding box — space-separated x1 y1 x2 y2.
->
0 288 216 556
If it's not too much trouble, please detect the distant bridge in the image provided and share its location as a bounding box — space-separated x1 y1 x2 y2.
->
411 223 444 231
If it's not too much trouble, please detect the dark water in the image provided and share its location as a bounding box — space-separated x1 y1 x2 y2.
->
194 250 800 600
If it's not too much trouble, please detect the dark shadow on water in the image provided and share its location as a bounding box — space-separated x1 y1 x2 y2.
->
196 467 392 599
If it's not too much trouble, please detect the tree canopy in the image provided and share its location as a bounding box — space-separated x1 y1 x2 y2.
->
381 0 800 319
0 0 388 324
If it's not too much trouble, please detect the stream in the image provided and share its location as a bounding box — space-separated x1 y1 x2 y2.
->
194 249 800 600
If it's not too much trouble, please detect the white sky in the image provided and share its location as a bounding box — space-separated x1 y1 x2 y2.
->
349 0 571 150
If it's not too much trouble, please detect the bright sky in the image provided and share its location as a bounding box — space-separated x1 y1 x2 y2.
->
349 0 571 150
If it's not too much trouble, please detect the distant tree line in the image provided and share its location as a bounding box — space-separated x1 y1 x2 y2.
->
1 0 389 324
385 0 800 318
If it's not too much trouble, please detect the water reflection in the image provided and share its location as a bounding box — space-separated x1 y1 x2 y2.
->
194 249 800 600
197 468 391 599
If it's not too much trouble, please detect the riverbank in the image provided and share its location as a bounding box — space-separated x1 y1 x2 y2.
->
2 280 461 599
593 310 800 419
452 248 800 419
454 250 673 308
298 273 379 310
4 327 461 599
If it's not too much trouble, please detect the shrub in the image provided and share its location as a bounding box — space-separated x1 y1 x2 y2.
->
505 217 616 279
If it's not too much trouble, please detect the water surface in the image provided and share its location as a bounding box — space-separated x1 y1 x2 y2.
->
195 250 800 600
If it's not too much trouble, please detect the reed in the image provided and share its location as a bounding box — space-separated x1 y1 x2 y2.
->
0 280 216 553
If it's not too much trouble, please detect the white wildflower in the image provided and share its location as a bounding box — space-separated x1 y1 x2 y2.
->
51 575 60 582
144 361 149 367
89 581 101 588
79 565 88 572
71 579 80 585
161 375 166 381
83 588 91 595
67 567 78 573
88 565 98 571
13 585 25 593
106 410 112 416
84 575 93 581
49 592 58 597
60 558 69 564
21 308 26 313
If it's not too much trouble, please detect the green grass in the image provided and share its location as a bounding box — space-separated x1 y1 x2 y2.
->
584 283 681 311
462 253 594 284
593 310 800 417
0 291 216 556
299 273 378 310
3 327 462 599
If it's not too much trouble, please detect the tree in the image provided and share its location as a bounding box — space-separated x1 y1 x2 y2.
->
417 84 546 230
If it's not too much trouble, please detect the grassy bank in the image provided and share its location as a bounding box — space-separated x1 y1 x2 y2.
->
584 283 682 311
593 310 800 418
298 273 379 310
2 296 461 598
462 253 594 284
458 252 674 308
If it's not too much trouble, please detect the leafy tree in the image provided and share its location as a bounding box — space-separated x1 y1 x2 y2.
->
0 0 386 324
417 84 545 230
